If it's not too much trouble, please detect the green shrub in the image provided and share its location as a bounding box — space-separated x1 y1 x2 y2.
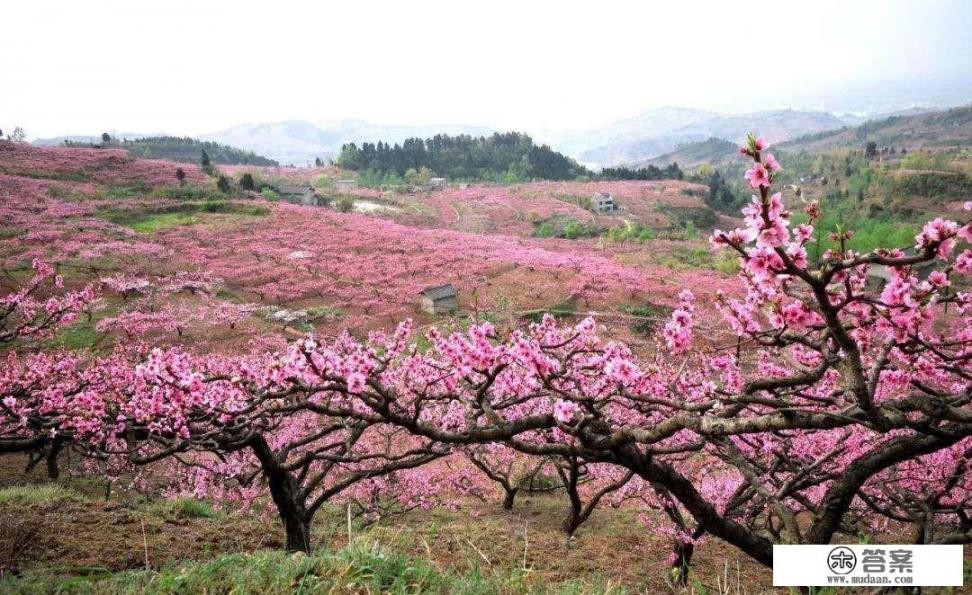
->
532 217 599 239
534 221 554 238
683 221 698 240
103 183 150 199
336 196 354 213
562 220 584 239
604 221 657 244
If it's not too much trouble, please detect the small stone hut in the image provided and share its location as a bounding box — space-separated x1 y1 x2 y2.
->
418 283 458 315
277 184 319 206
592 192 617 213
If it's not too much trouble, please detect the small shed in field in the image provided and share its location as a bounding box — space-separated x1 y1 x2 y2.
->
277 184 319 206
418 283 458 315
416 178 447 192
336 179 358 192
592 192 617 213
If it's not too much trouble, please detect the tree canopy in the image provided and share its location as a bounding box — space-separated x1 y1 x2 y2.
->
336 132 589 182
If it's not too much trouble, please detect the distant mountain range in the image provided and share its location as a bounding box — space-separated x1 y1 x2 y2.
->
195 107 946 168
777 105 972 153
31 102 966 170
638 105 972 171
635 138 740 170
540 107 941 167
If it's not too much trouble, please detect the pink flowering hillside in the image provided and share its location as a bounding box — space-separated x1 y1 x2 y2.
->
1 135 969 592
357 179 711 237
0 141 206 187
2 143 738 353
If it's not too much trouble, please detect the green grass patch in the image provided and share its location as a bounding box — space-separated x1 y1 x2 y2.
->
99 201 269 233
0 540 625 594
619 303 672 336
149 184 223 202
101 183 151 199
3 168 91 182
147 497 222 521
46 183 87 200
661 205 719 230
652 245 738 273
0 226 25 240
49 318 101 350
306 306 343 319
129 212 199 233
0 484 86 505
522 298 576 323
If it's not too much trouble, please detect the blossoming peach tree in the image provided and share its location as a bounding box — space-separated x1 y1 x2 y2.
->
1 137 970 576
253 137 970 564
0 259 95 476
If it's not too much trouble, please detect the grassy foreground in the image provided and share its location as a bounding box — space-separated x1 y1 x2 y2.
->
0 460 879 593
0 540 620 595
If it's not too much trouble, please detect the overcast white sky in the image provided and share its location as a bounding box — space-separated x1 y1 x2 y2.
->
3 0 971 138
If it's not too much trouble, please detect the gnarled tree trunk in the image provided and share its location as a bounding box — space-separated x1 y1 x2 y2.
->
502 486 518 510
249 435 312 552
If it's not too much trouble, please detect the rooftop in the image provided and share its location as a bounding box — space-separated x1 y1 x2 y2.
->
419 283 458 300
277 183 314 195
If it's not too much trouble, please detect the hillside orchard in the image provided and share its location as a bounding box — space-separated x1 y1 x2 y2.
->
1 134 970 587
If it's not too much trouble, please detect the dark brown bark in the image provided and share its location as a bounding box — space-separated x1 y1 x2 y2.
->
557 457 633 537
627 451 775 567
249 434 311 552
670 539 696 586
45 436 65 479
0 435 48 454
806 433 963 545
502 487 517 510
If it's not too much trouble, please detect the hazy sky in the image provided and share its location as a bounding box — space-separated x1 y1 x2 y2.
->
4 0 971 138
